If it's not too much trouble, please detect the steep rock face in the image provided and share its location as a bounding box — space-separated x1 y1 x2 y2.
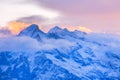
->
18 24 46 41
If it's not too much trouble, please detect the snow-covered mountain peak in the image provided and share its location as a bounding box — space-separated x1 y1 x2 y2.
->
18 24 46 41
63 28 70 32
27 24 39 30
73 30 87 36
73 30 86 34
19 24 40 34
0 24 120 79
48 26 62 33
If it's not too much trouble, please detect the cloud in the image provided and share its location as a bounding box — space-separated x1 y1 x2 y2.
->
0 0 60 26
0 36 75 52
0 28 12 37
16 15 60 25
37 0 120 14
17 16 46 24
34 0 120 33
40 39 75 50
0 33 120 58
0 36 40 52
0 0 120 33
85 33 120 48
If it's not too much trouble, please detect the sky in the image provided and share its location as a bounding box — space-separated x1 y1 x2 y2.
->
0 0 120 34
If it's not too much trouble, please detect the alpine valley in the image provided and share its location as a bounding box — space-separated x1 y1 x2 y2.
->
0 24 120 80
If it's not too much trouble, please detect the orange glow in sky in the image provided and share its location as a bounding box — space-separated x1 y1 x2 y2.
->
78 26 92 33
7 22 42 34
6 21 92 35
64 26 92 33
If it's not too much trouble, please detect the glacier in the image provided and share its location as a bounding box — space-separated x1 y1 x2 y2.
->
0 24 120 80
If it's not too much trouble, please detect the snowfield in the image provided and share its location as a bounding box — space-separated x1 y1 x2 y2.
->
0 24 120 80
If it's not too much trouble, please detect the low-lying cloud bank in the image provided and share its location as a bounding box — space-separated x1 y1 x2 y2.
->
0 37 40 52
0 33 120 53
0 29 12 37
85 33 120 48
0 36 75 52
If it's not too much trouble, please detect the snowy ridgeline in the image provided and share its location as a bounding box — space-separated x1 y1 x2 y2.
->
0 24 120 80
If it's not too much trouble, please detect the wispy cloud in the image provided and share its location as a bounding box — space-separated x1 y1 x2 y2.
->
0 36 75 52
0 0 60 26
0 0 120 33
34 0 120 33
0 28 12 37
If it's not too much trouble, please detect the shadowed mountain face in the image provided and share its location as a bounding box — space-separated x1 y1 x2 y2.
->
19 24 86 40
0 24 120 80
18 24 46 41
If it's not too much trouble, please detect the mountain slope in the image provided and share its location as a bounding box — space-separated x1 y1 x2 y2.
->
48 26 86 40
0 25 120 80
18 24 46 41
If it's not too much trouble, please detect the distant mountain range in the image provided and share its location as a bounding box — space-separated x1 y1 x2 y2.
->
0 24 120 80
19 24 86 40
